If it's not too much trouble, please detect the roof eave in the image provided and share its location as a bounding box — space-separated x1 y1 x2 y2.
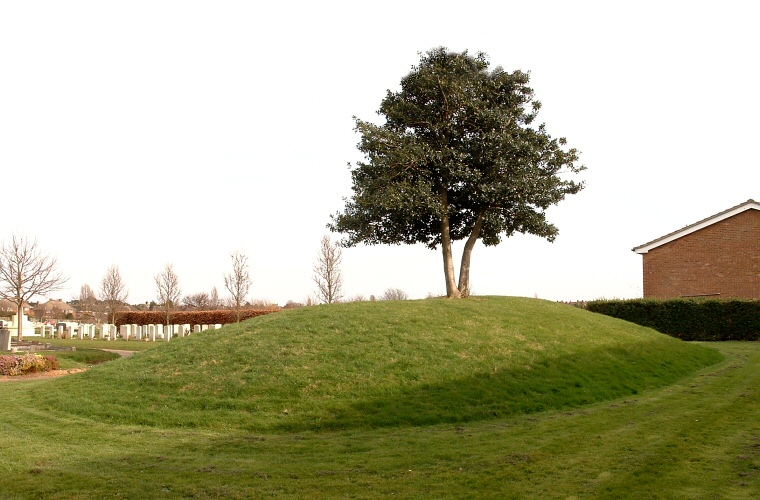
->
632 199 759 255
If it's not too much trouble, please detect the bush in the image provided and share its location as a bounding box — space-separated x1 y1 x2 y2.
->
114 308 279 327
586 298 760 341
0 353 59 376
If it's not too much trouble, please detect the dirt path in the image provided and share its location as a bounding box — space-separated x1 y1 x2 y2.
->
0 367 88 382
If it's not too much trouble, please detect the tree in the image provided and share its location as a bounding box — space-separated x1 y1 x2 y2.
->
76 283 97 321
381 288 409 301
223 251 252 323
209 286 220 309
330 48 585 298
155 263 181 331
100 265 128 325
0 235 67 340
313 234 343 304
182 292 210 310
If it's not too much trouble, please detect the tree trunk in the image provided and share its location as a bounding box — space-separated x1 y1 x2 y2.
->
458 211 484 298
16 302 23 341
439 188 461 298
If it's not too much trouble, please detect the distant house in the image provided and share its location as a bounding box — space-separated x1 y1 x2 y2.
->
0 299 35 317
632 199 760 299
35 299 78 320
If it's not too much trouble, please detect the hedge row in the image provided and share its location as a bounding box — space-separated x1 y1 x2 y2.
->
586 299 760 341
114 308 279 327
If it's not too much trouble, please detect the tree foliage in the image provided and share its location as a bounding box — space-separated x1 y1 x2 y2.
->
331 47 585 297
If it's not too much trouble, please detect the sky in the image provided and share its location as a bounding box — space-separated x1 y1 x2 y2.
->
1 1 759 307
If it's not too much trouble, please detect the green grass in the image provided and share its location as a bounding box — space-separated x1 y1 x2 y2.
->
51 348 122 365
44 338 159 351
1 296 754 498
33 297 721 432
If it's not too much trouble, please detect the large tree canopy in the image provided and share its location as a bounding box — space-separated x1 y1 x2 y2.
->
330 48 585 298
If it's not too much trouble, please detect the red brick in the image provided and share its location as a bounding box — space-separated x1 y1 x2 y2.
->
641 210 760 298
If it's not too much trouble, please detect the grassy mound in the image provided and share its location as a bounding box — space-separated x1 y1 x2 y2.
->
36 297 721 432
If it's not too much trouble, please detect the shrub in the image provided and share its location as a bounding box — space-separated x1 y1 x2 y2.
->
0 353 60 376
43 355 60 371
114 308 279 327
587 298 760 341
381 288 409 301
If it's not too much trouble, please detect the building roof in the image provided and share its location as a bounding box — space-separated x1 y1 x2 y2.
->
40 299 77 311
632 199 760 254
0 298 33 310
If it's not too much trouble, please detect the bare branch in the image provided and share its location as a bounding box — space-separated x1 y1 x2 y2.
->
313 235 343 304
100 265 128 325
155 263 181 328
0 235 67 340
224 251 252 322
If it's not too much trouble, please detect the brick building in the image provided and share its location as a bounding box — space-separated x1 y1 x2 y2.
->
632 199 760 299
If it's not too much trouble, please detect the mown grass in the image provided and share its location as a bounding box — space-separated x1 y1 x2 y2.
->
0 343 757 498
51 348 122 365
44 338 158 351
0 299 748 498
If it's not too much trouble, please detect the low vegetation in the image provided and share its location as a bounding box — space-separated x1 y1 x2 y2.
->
1 297 754 498
0 353 58 376
588 298 760 341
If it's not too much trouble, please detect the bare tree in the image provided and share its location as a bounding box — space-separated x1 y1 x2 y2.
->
76 283 97 321
155 263 181 331
100 265 128 325
313 234 343 304
0 235 67 340
209 286 220 309
224 251 252 322
381 288 409 301
249 298 276 308
182 292 210 310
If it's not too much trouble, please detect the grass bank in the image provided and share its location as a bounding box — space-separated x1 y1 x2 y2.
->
34 297 720 432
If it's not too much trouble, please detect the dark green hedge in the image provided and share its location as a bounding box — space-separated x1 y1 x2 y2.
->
586 299 760 341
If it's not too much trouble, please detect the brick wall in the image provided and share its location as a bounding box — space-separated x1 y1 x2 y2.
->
642 209 760 298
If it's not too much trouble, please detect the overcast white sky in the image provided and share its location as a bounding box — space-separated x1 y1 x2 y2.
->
2 1 758 306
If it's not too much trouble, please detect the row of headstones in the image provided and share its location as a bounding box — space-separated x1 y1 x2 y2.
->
38 323 222 341
115 324 223 341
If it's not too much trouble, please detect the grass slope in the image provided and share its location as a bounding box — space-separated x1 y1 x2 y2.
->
36 297 720 433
